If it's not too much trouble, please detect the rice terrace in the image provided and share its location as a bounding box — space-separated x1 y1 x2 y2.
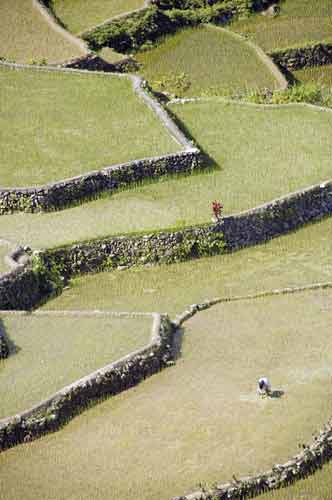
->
1 1 332 499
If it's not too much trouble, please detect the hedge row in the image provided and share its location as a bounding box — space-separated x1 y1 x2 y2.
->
83 0 273 52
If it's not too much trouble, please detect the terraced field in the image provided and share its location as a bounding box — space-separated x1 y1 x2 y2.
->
52 0 146 34
0 0 85 63
2 289 332 500
1 1 332 498
294 65 332 86
45 217 332 315
0 313 152 418
0 66 179 187
230 0 332 51
0 100 331 249
136 25 281 97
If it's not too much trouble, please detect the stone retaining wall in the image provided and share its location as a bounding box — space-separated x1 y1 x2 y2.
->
0 149 202 213
269 41 332 71
39 179 332 280
0 322 9 359
0 312 175 451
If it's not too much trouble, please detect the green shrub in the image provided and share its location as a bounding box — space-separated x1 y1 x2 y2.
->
246 83 332 107
83 1 257 52
31 254 64 297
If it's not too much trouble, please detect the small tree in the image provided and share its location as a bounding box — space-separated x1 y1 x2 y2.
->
211 200 223 221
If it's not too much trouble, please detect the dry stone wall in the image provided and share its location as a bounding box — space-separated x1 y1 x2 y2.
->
0 149 202 213
39 179 332 279
270 41 332 71
0 313 175 451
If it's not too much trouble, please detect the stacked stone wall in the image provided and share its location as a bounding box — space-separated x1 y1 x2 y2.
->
0 313 175 451
270 41 332 71
39 179 332 279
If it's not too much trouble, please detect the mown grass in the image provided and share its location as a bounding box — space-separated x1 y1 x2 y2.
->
0 313 151 419
0 0 85 63
2 289 332 500
45 217 332 315
136 25 280 97
0 66 179 187
261 461 332 499
294 64 332 87
1 100 332 248
229 0 332 51
52 0 146 34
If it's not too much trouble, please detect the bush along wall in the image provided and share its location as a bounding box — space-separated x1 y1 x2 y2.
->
39 179 332 281
0 149 202 214
269 41 332 71
82 1 260 52
0 325 9 359
0 313 175 451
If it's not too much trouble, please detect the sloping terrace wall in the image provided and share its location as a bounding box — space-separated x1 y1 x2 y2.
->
0 312 175 451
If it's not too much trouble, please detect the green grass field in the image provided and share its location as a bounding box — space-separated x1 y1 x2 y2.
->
261 462 332 499
0 66 179 187
45 217 332 315
1 289 332 500
0 0 85 63
52 0 146 34
136 25 280 97
0 313 151 419
294 65 332 87
0 243 12 276
229 0 332 51
0 99 331 248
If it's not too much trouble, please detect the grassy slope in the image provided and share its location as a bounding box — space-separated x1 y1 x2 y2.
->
52 0 146 33
2 290 332 500
45 217 332 315
0 243 11 276
229 0 332 51
261 461 332 499
0 314 151 419
1 100 332 248
294 64 332 87
136 25 280 97
0 66 179 187
0 0 85 63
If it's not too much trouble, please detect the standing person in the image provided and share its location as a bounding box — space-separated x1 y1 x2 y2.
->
257 377 272 397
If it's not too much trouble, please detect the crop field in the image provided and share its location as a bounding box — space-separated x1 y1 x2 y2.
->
294 64 332 87
261 461 332 499
0 0 85 63
45 217 332 315
0 66 179 187
2 2 332 498
0 99 331 248
229 0 332 51
52 0 146 34
136 25 280 97
1 289 332 499
0 313 151 419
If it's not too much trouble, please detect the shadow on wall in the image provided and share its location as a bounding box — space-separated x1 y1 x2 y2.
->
0 318 20 359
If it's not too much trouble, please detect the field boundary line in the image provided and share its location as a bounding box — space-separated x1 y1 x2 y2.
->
174 281 332 326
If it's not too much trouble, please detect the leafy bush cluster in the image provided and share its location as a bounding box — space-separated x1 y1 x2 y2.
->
32 253 64 298
83 0 264 52
246 83 332 107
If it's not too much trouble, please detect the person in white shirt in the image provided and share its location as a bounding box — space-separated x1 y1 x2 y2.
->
257 377 272 397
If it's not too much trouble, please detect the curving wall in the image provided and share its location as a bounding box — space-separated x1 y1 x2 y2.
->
270 41 332 71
